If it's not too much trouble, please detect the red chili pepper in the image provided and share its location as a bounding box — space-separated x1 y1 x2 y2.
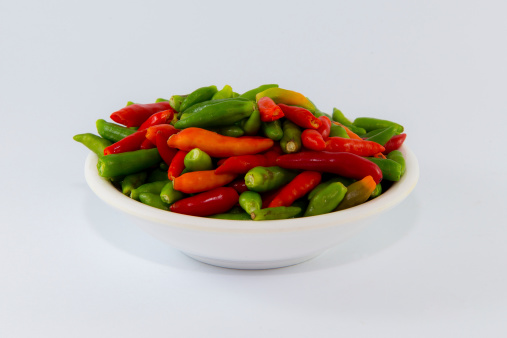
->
227 178 249 194
268 171 322 208
156 131 178 166
215 153 274 175
173 170 237 194
317 116 331 139
325 137 385 156
257 96 284 122
383 133 407 154
138 108 175 131
278 104 321 129
146 124 179 144
140 138 156 149
167 150 188 180
276 151 383 184
103 129 147 155
301 129 326 151
110 102 172 128
170 187 239 217
261 186 284 209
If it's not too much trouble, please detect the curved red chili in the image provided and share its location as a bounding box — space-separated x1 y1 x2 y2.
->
325 137 385 156
258 96 284 122
167 150 188 180
146 124 179 145
110 102 172 128
301 129 326 151
268 171 322 208
278 104 321 129
170 187 239 217
317 116 331 139
138 108 175 131
383 133 407 154
103 129 147 155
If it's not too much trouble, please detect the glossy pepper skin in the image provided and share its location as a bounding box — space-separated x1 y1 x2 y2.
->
110 102 172 128
214 153 275 175
329 123 349 138
131 180 169 200
179 85 218 112
97 148 161 178
276 151 383 184
353 117 404 133
365 126 399 146
138 108 175 131
252 206 301 221
239 84 278 101
96 119 136 142
305 182 348 217
103 129 147 155
325 137 385 157
121 172 148 196
212 85 233 100
138 192 169 211
169 94 187 112
73 133 112 158
387 150 406 176
173 170 237 194
227 178 249 194
184 148 213 172
170 187 239 217
258 96 284 122
239 191 262 215
335 176 377 211
317 116 332 139
332 108 353 125
160 181 185 205
244 166 298 193
262 120 284 141
241 108 261 136
366 157 402 181
383 133 407 154
307 176 355 200
278 104 321 130
167 150 188 181
145 124 179 144
156 131 178 166
301 129 326 151
280 120 302 153
256 88 316 113
268 171 322 208
175 99 256 129
167 128 274 157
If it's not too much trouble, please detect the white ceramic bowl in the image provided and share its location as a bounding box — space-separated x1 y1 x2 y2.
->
84 145 419 269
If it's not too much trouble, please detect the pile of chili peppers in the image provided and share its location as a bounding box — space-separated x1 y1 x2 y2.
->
74 84 407 220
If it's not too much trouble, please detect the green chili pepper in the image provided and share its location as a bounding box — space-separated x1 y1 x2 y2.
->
239 191 262 215
360 128 388 139
121 172 148 196
252 206 301 221
174 99 256 129
218 125 244 137
307 176 355 200
387 150 406 176
184 148 213 171
345 124 367 136
179 98 250 120
179 85 218 112
97 148 161 178
160 181 185 205
353 117 404 133
261 120 283 141
155 98 169 102
212 85 233 100
73 133 112 158
329 124 349 138
244 166 297 192
332 108 353 125
241 108 261 136
239 84 279 101
366 126 399 146
305 182 348 217
369 183 382 199
231 92 240 98
366 157 402 181
208 213 252 220
131 180 168 201
147 168 170 183
280 120 302 153
138 192 169 210
96 119 136 142
169 94 187 112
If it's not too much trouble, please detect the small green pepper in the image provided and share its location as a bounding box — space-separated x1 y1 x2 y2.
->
305 182 348 217
169 94 187 112
239 191 262 215
329 124 349 138
280 120 302 153
131 181 169 201
179 85 218 112
261 120 283 141
96 119 136 143
97 148 161 178
138 192 169 210
387 150 406 176
353 117 404 133
218 125 244 138
155 98 169 103
160 181 185 205
366 157 402 181
307 176 355 200
73 133 112 158
121 172 148 196
239 84 279 101
369 183 382 199
184 148 213 171
212 85 233 100
252 206 301 221
332 108 353 125
244 166 297 192
241 108 261 136
366 126 399 146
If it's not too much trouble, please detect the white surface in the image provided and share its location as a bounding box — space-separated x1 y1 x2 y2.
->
1 0 506 337
84 145 418 269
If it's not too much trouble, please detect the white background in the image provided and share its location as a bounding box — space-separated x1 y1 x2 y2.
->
1 0 506 337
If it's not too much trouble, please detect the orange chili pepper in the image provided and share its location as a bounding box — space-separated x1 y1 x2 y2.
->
335 176 377 211
167 128 274 157
173 170 237 194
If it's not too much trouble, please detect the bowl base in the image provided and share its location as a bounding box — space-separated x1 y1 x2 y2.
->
183 251 325 270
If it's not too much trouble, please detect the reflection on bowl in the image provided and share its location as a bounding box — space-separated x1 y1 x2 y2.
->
84 145 419 269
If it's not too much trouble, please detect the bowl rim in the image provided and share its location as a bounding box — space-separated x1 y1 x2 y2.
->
84 145 419 234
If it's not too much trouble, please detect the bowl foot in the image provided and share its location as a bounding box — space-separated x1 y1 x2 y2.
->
182 251 324 270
